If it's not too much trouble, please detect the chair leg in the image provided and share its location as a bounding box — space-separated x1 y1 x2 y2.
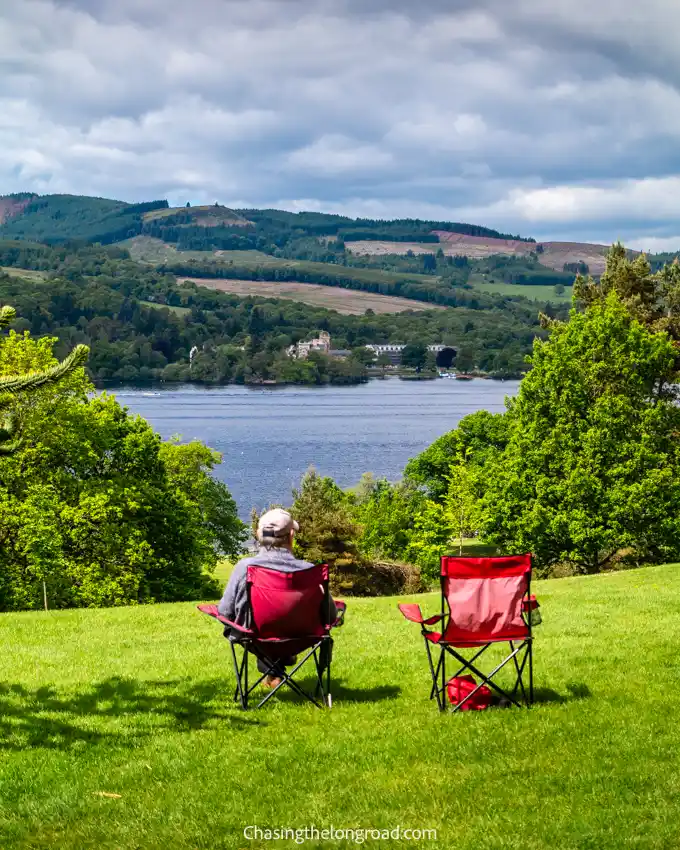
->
326 653 332 708
509 641 528 705
425 638 440 703
440 645 446 712
230 642 247 710
253 645 327 709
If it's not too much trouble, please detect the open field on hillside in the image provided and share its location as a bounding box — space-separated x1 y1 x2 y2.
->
0 266 47 281
347 236 618 276
469 275 574 303
142 206 252 227
121 236 272 264
178 277 446 315
123 236 272 265
2 563 680 849
140 299 191 316
125 237 439 285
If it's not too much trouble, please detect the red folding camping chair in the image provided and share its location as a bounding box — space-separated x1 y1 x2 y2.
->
198 563 345 710
398 554 535 712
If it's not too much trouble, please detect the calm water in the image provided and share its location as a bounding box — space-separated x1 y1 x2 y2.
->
114 378 519 518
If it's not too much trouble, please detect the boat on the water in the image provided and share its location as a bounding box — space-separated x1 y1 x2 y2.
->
454 374 475 381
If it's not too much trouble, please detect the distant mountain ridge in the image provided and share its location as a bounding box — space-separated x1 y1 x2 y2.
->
0 192 654 277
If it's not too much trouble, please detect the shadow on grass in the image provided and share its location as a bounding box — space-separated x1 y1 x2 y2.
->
533 682 592 705
0 677 261 752
275 678 401 705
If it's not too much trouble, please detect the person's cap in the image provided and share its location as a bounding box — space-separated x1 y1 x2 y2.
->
257 508 299 541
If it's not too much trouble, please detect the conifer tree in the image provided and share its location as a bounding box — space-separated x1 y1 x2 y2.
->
0 305 89 454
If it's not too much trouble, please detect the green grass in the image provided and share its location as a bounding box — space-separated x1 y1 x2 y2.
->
140 299 191 316
3 564 680 848
121 236 276 266
1 266 48 281
469 273 573 303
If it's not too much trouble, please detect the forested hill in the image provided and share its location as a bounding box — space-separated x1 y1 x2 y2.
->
0 192 651 280
0 191 666 385
0 192 532 248
0 240 560 383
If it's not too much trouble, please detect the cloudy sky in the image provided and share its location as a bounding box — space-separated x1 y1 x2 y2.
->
1 0 679 249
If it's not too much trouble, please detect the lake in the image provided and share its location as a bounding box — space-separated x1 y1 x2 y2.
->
114 378 520 518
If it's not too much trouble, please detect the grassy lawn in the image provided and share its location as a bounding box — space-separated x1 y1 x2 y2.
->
2 564 680 848
469 274 573 304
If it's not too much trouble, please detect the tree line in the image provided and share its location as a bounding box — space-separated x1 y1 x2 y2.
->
287 245 680 589
0 240 554 382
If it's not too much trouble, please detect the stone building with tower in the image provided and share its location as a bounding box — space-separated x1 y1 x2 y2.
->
287 331 332 359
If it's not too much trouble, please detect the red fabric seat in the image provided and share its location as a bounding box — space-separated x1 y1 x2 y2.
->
198 563 344 710
398 554 535 712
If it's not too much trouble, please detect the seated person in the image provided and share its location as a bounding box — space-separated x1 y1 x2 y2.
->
218 508 340 688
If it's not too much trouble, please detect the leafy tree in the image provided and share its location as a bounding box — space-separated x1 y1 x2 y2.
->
349 346 376 366
0 327 245 611
405 410 510 499
401 342 429 372
403 500 453 582
376 352 392 375
482 292 680 573
354 478 425 561
158 439 247 559
445 454 481 554
453 346 475 373
0 305 89 454
573 243 680 351
422 253 437 273
290 467 372 594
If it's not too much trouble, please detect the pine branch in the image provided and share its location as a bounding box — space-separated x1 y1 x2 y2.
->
0 344 89 395
0 306 16 330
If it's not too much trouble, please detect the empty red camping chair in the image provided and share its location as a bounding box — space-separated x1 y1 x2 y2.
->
198 563 345 710
398 554 534 712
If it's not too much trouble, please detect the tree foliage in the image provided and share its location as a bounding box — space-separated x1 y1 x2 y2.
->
290 468 372 595
0 328 246 611
482 291 680 573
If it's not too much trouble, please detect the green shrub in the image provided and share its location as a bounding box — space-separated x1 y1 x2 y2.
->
290 468 373 595
369 560 425 595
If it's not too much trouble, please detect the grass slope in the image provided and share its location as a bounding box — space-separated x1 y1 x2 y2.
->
142 205 252 227
0 266 48 281
470 274 574 303
179 277 447 315
2 564 680 848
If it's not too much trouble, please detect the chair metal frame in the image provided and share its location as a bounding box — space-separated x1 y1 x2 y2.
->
400 554 534 712
199 563 343 710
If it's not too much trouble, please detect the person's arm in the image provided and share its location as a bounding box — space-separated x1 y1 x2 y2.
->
218 562 247 621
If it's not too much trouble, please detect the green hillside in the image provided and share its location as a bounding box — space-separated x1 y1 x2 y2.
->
0 239 548 381
1 564 680 848
0 194 169 244
0 191 631 313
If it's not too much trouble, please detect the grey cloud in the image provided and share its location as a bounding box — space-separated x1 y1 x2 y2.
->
0 0 679 245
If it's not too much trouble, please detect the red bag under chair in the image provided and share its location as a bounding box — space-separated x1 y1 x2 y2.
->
398 554 535 712
446 675 492 711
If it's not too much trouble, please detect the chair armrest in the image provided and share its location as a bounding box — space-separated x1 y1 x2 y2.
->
398 603 443 626
196 604 254 634
522 595 539 612
330 600 346 628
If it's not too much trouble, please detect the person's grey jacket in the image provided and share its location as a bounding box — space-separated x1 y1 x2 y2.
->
218 547 338 630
